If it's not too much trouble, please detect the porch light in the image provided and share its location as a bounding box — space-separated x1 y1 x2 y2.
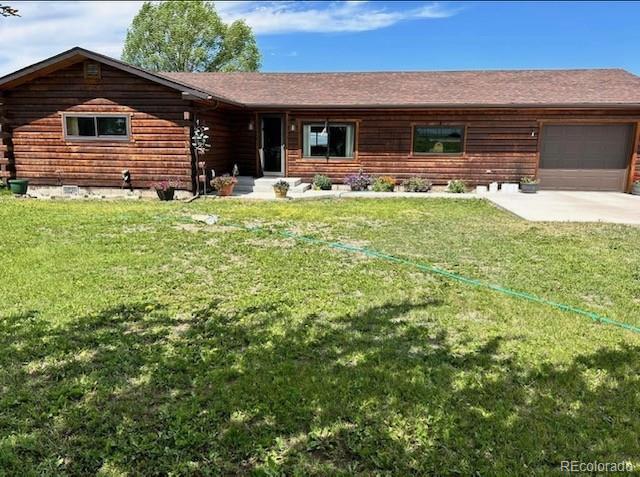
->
290 120 296 132
248 119 255 131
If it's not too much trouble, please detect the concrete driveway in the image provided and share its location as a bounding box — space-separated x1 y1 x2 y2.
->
487 191 640 225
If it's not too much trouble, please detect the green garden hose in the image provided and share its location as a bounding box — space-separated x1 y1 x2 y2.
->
224 221 640 335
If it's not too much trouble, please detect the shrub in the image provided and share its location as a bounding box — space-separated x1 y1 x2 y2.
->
447 179 466 193
210 174 237 190
273 179 290 192
520 176 539 184
344 171 373 191
372 176 395 192
402 177 432 192
312 175 332 190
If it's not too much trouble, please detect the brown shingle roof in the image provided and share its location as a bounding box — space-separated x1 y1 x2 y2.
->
161 69 640 108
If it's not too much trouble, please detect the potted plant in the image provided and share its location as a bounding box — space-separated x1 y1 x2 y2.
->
344 170 373 191
152 180 179 201
8 179 29 196
273 179 290 198
211 174 238 196
632 180 640 196
372 176 395 192
520 176 539 194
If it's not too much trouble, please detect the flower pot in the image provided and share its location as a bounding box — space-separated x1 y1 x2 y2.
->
156 187 175 201
274 188 287 199
8 179 29 195
520 183 538 194
216 183 235 197
632 183 640 196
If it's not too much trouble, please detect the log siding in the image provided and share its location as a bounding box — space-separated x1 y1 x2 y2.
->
3 62 194 189
285 109 640 186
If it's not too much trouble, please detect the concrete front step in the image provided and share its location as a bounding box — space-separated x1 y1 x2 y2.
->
233 176 306 194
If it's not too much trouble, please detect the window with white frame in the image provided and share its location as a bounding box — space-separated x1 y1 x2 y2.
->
303 121 355 158
64 115 129 140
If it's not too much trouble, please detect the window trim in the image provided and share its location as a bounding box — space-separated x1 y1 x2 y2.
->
62 112 132 142
300 119 358 160
410 123 467 157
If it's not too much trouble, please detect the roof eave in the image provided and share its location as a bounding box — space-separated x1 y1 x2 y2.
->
0 46 246 106
247 102 640 110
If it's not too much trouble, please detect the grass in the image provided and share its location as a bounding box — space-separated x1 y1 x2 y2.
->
0 196 639 476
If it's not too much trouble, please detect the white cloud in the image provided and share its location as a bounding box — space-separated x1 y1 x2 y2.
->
217 1 458 34
0 1 144 75
0 1 459 76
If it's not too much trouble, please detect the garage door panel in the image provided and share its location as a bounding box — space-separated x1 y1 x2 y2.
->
539 169 628 191
539 124 632 191
541 124 632 169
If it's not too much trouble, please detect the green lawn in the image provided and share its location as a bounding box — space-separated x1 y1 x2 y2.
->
1 196 639 476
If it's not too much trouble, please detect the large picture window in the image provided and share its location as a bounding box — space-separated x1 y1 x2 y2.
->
64 114 129 140
303 122 355 158
413 126 464 154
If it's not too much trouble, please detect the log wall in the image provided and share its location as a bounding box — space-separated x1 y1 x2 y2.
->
284 109 640 185
0 95 12 183
635 125 640 183
3 61 194 190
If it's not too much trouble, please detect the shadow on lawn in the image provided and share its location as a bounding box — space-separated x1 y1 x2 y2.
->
0 300 638 475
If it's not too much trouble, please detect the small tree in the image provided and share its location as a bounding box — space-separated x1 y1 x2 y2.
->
122 0 260 72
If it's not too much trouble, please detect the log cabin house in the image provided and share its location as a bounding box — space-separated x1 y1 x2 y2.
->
0 47 639 194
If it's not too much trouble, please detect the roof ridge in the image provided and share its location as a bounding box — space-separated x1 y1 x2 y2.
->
162 68 630 76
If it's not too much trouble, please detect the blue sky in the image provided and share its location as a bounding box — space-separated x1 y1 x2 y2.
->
1 1 639 76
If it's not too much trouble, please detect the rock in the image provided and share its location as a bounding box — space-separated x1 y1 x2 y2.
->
191 214 219 225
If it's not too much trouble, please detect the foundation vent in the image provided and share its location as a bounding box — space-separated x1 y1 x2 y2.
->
62 185 80 196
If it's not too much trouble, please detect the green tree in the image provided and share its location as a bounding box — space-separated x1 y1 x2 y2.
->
122 0 260 72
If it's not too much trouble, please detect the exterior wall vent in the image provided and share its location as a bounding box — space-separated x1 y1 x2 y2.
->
84 61 101 80
62 185 80 196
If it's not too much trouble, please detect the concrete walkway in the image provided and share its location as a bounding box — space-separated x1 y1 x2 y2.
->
487 191 640 225
228 189 478 200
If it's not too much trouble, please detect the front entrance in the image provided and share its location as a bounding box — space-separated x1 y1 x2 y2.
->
539 124 634 191
260 115 284 176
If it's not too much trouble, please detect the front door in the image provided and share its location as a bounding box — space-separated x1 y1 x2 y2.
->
261 116 283 176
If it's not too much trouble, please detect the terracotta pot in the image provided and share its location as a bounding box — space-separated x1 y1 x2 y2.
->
274 188 288 199
216 183 235 197
156 187 175 201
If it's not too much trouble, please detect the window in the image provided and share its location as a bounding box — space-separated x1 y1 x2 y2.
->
413 126 464 154
303 122 355 158
64 115 129 140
